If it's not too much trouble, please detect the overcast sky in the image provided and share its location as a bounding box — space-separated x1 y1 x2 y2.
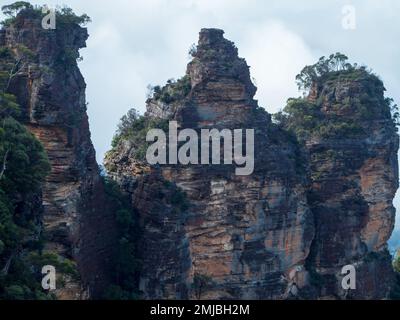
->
1 0 399 228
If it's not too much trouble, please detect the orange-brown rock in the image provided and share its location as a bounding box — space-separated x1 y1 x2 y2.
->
1 8 117 299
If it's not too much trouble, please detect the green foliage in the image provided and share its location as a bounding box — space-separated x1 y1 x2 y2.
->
29 252 79 279
0 93 20 119
394 251 400 273
0 35 51 299
391 251 400 300
296 53 360 93
109 108 169 163
0 117 51 299
276 56 397 143
1 1 32 17
102 284 140 300
169 187 189 211
102 177 142 299
0 117 51 193
0 44 36 105
274 95 366 142
56 48 82 67
192 273 214 299
1 2 91 28
150 75 192 104
386 97 400 129
56 6 91 26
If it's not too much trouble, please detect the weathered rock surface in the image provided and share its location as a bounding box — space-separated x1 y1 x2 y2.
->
3 10 397 299
106 28 399 300
304 74 399 299
1 10 117 299
106 28 315 299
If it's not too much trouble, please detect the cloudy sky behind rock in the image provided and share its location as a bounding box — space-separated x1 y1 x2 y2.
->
1 0 399 228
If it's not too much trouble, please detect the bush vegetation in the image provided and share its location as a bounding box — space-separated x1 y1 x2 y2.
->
192 273 214 300
296 52 364 93
102 177 142 300
1 2 91 27
0 19 51 298
109 108 169 162
149 75 191 104
391 251 400 300
274 53 398 140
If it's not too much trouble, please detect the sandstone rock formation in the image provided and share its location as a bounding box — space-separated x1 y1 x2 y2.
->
106 28 399 300
106 28 314 299
1 9 117 299
304 72 399 299
2 7 397 299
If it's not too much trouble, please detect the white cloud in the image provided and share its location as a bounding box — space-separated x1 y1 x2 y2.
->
238 21 314 112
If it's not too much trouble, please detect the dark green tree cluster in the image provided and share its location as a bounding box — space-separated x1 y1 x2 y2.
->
1 2 91 27
275 54 398 140
0 23 51 298
273 97 364 142
102 178 142 300
296 52 361 93
192 273 214 300
109 108 169 163
392 251 400 299
149 75 192 104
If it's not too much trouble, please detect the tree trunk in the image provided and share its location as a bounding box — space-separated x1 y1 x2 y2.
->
0 148 10 179
1 253 14 275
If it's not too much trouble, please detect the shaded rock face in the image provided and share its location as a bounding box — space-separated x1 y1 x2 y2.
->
1 12 117 299
106 29 315 299
305 76 399 299
107 29 399 300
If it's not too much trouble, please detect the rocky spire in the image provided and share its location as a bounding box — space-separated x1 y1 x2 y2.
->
107 29 313 299
187 28 256 100
147 28 260 128
2 7 117 299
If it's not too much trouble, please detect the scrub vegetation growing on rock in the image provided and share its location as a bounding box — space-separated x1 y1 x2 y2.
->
102 177 142 300
1 2 90 28
109 108 169 162
0 40 51 299
149 75 192 105
274 53 399 141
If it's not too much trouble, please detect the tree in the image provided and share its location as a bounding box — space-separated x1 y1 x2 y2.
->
116 108 141 138
394 251 400 273
295 52 356 93
56 6 91 26
192 273 214 299
0 117 50 192
1 2 32 17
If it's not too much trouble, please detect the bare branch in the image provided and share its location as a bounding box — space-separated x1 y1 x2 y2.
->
0 148 10 179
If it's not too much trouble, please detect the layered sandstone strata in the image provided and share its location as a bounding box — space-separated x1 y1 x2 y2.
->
106 28 314 299
1 9 117 299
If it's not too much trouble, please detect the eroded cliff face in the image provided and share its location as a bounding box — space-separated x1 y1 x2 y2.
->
106 28 315 299
106 29 399 300
3 11 396 299
1 10 117 299
304 73 399 299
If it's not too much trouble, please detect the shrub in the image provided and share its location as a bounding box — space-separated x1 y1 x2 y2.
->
1 3 91 28
151 75 191 104
296 53 357 93
109 108 169 162
102 177 142 299
394 251 400 273
192 273 214 299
